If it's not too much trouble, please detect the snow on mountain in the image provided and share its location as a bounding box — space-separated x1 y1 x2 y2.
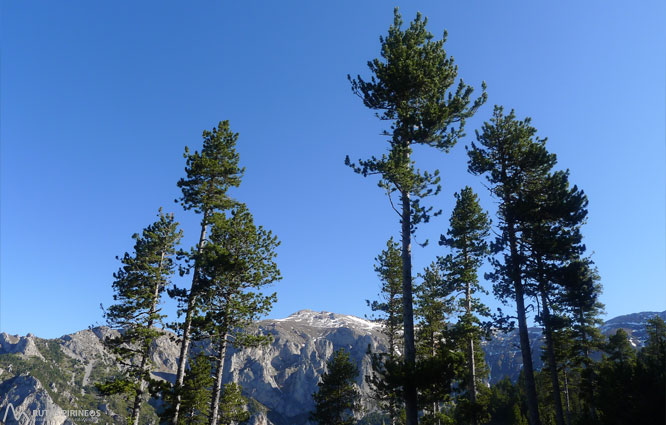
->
272 309 382 332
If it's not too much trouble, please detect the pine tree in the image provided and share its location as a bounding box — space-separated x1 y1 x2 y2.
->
560 258 605 420
413 263 457 424
604 329 636 365
467 106 557 425
217 383 250 425
415 263 450 360
169 121 244 425
97 210 182 425
634 316 666 425
547 326 576 425
178 352 214 425
368 238 404 359
590 318 666 425
439 186 490 425
346 9 486 424
593 329 638 424
521 169 589 425
561 259 605 366
311 349 362 425
366 238 404 424
195 205 280 425
487 377 528 425
641 316 666 370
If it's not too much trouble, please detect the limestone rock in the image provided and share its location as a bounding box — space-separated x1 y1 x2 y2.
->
0 333 45 360
0 374 75 424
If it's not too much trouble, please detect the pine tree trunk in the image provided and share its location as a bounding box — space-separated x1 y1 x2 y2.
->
400 188 418 425
507 221 541 425
431 334 438 421
388 304 398 425
577 309 596 420
131 360 147 425
466 281 479 425
540 291 565 425
578 310 589 361
464 243 479 425
209 333 229 425
172 214 209 425
563 369 572 425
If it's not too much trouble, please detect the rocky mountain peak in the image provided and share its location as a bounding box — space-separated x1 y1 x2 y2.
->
0 333 45 360
270 310 381 333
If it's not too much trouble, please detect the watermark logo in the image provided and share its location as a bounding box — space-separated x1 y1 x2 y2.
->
1 402 32 425
1 402 102 425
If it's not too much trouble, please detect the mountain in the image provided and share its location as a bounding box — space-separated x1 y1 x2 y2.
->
0 309 663 424
0 311 387 425
599 310 666 347
480 310 666 384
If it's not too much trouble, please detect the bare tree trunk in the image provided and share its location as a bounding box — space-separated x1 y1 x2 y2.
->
563 369 572 425
463 243 479 425
131 357 148 425
466 279 479 425
431 335 439 423
388 309 398 425
172 214 209 425
507 221 541 425
209 332 228 425
400 188 418 425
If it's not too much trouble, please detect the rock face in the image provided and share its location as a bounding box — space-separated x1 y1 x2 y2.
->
481 327 545 385
59 327 118 363
0 309 663 425
0 374 75 424
0 333 45 360
223 310 386 424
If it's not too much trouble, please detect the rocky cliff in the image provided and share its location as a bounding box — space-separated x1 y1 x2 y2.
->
0 374 75 425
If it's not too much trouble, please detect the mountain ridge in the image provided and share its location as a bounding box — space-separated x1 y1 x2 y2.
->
0 309 663 425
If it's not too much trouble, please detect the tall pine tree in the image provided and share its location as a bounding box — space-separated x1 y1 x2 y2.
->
521 169 589 425
169 121 244 425
413 263 456 424
439 186 491 425
346 9 486 424
366 238 404 425
195 205 280 425
468 106 556 425
98 210 182 425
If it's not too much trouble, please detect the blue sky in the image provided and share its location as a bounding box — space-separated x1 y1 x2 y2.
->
1 1 664 338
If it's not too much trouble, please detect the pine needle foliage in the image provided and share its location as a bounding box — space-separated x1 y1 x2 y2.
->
98 210 182 425
311 349 362 425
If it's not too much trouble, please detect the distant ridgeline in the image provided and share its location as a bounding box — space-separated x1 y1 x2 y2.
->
0 309 663 425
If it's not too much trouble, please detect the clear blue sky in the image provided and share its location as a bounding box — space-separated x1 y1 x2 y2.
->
1 1 664 338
